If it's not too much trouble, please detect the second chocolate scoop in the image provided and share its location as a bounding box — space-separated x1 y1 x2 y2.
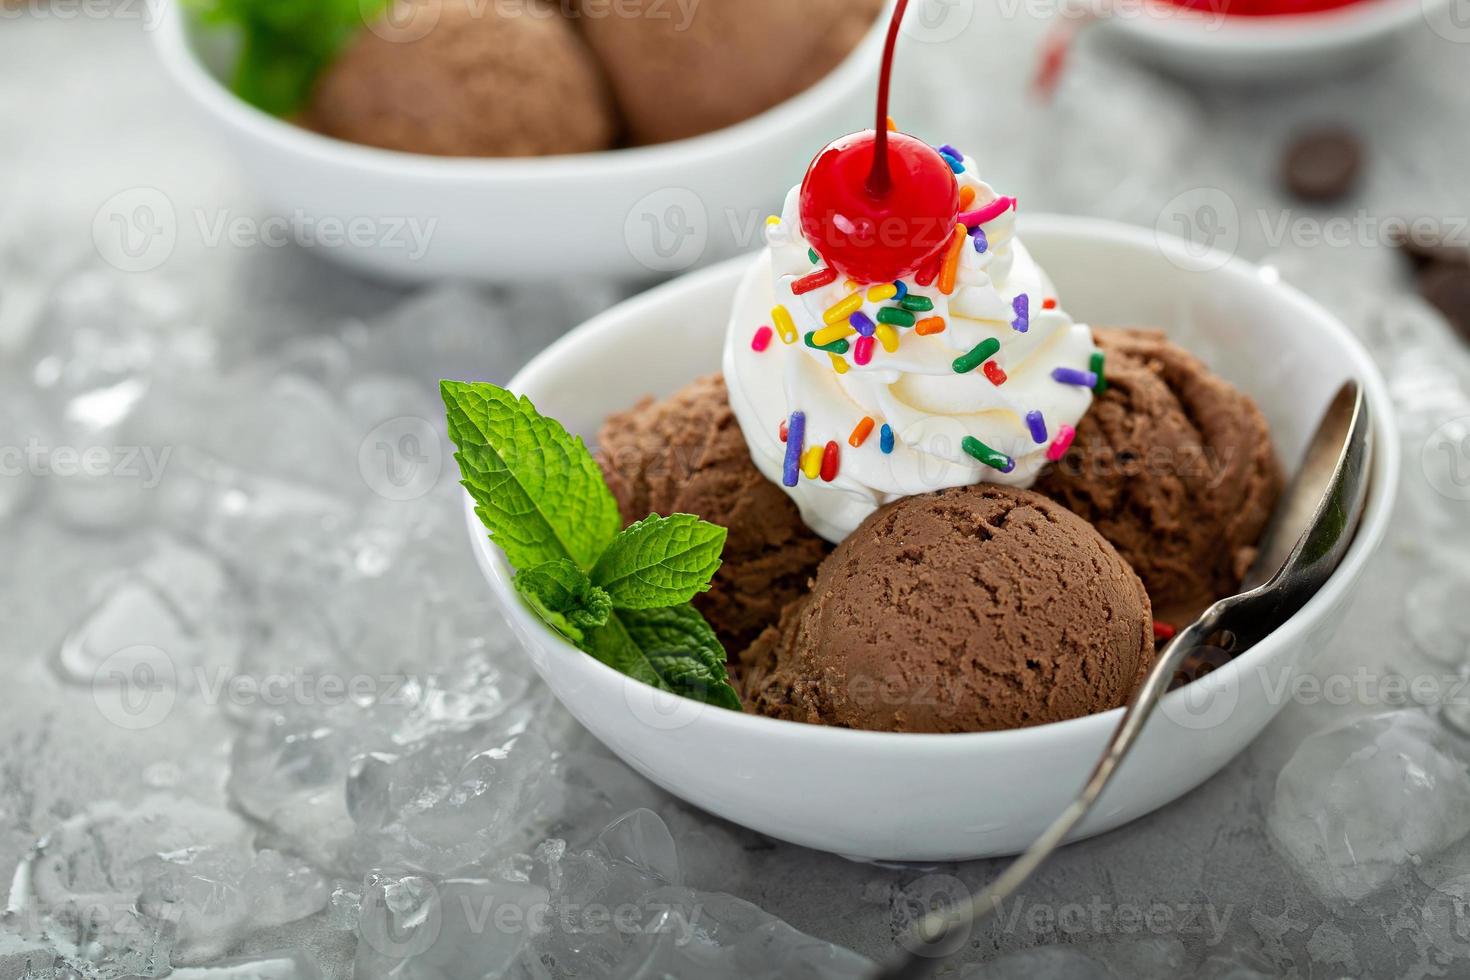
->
739 486 1155 734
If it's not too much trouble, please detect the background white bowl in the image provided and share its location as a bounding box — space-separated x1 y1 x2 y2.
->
150 0 888 283
465 216 1398 862
1103 0 1450 82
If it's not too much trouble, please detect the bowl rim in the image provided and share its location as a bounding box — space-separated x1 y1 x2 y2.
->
150 0 893 179
465 214 1400 750
1108 0 1446 50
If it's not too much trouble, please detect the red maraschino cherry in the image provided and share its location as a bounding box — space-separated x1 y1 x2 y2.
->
798 0 960 285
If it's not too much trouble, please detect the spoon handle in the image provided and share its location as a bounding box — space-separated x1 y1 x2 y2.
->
873 614 1225 980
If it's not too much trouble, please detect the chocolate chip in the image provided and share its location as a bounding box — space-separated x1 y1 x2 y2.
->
1419 263 1470 342
1282 128 1363 203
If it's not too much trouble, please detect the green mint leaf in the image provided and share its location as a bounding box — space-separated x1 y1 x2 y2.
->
185 0 388 116
586 605 741 711
591 514 727 610
514 560 612 646
443 381 621 573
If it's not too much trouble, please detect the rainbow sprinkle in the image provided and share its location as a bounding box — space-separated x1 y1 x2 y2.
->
772 306 798 344
880 424 895 454
962 436 1015 474
1046 423 1076 462
829 353 849 375
1026 411 1048 444
915 250 943 287
867 284 898 302
938 224 967 295
850 311 876 337
1042 297 1058 310
751 326 773 352
1090 351 1107 393
812 322 855 347
893 280 909 299
853 335 875 366
804 331 850 355
820 441 840 482
915 316 946 336
959 195 1017 228
875 324 900 353
782 411 805 486
793 268 837 295
779 418 788 442
801 445 823 480
973 229 988 254
953 337 1001 374
1012 294 1030 333
808 248 820 264
877 307 916 328
959 186 976 210
849 416 876 448
982 361 1008 386
939 152 966 175
823 291 864 324
1052 367 1098 388
899 294 934 313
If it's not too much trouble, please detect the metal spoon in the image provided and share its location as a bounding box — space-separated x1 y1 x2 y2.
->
874 380 1373 980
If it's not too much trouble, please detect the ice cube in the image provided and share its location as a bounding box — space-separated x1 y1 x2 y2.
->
1268 710 1470 903
542 752 670 849
1405 568 1470 667
228 650 543 872
54 536 241 687
228 713 359 872
610 887 874 980
164 951 323 980
353 284 603 393
196 374 360 495
25 267 203 404
958 946 1108 979
595 810 680 889
353 873 549 980
346 729 553 874
530 811 870 980
0 381 45 526
326 883 363 932
135 847 328 965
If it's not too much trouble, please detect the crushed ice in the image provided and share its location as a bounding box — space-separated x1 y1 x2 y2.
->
0 264 866 979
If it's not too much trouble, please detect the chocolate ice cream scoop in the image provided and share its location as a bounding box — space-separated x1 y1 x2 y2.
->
307 0 618 157
739 485 1154 734
1035 328 1283 625
597 375 829 652
577 0 885 146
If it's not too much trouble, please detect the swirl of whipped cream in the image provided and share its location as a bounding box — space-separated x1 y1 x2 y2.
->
723 153 1099 543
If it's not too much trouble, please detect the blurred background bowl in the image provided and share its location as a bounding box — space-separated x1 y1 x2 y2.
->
1103 0 1450 81
151 0 889 284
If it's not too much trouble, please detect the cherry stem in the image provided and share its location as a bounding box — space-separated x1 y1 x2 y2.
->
867 0 912 200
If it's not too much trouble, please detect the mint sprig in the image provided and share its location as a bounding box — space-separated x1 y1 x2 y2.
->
591 514 727 609
444 380 621 572
185 0 389 116
515 560 612 646
443 381 741 711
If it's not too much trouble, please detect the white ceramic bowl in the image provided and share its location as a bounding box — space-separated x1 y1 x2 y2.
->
150 0 889 283
1103 0 1450 82
465 216 1398 862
